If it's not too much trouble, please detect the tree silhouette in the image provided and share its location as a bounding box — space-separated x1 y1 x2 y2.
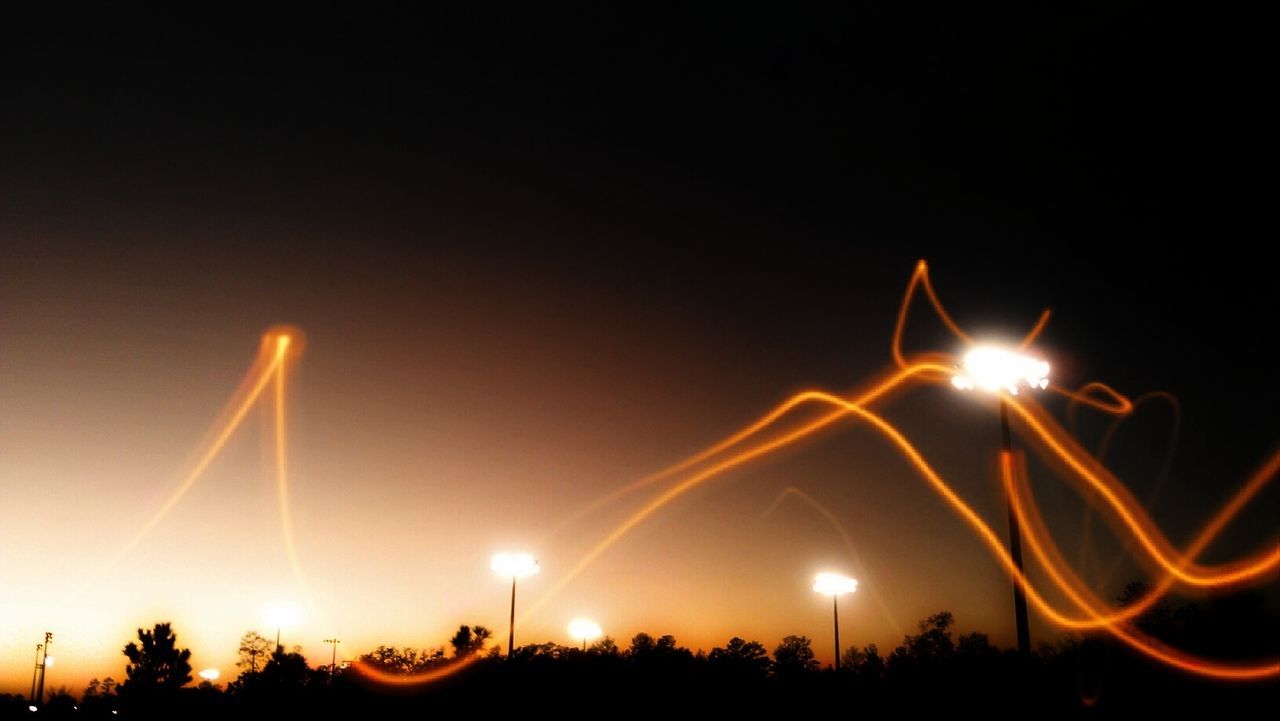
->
237 631 274 673
888 610 955 673
449 625 493 657
120 622 193 696
628 632 656 656
842 643 885 679
708 637 771 679
359 645 446 673
589 636 620 655
772 635 819 678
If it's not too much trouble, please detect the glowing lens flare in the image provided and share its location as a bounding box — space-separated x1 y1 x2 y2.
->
813 573 858 596
567 618 602 644
953 346 1050 394
490 552 540 579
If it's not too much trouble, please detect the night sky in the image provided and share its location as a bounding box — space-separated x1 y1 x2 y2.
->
2 5 1275 690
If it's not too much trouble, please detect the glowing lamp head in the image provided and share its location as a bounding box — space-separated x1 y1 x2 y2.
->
567 618 602 643
198 668 220 681
813 572 858 596
491 552 540 579
952 346 1050 396
262 601 303 630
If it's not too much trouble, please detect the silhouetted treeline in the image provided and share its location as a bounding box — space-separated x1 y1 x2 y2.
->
2 588 1274 720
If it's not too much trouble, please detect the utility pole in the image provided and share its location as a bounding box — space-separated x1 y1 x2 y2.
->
324 639 341 681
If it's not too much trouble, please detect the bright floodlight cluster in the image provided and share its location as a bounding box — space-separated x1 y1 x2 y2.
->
951 346 1050 395
567 618 602 642
490 552 540 579
262 601 302 630
813 572 858 596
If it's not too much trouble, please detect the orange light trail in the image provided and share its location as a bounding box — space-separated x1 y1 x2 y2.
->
1004 451 1280 680
1005 398 1280 588
273 335 312 599
67 330 307 605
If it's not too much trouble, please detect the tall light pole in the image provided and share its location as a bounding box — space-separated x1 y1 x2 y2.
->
567 619 602 651
952 344 1049 657
813 573 858 670
29 643 42 704
324 638 341 681
490 552 540 657
35 632 53 706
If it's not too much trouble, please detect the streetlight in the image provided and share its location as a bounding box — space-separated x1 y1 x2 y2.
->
491 552 540 657
951 344 1049 657
813 573 858 670
567 618 602 651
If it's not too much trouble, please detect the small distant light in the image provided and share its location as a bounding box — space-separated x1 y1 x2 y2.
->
28 705 37 713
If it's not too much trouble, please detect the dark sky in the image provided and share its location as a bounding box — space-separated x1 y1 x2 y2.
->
1 3 1275 687
7 4 1273 457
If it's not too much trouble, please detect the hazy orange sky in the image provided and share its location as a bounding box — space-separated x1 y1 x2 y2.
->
2 6 1276 693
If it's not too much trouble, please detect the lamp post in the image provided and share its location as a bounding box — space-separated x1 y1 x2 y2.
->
567 619 602 651
951 345 1049 657
490 552 540 657
813 573 858 670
